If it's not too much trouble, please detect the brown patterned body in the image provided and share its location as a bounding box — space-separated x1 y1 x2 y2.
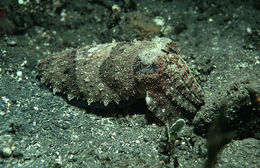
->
38 37 204 124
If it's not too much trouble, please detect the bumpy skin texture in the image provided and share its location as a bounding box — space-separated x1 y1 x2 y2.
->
38 37 204 124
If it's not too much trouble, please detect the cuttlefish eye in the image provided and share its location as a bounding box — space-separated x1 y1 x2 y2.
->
134 60 157 74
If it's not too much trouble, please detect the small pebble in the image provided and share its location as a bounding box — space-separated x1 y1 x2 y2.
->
246 27 253 34
6 39 17 46
0 146 12 158
112 4 121 12
16 71 22 77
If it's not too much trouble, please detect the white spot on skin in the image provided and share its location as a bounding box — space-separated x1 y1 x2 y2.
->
145 95 153 106
87 99 93 105
145 92 157 111
88 46 99 53
153 16 165 26
103 100 109 106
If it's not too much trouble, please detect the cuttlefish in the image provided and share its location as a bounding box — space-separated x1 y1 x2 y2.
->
38 37 204 127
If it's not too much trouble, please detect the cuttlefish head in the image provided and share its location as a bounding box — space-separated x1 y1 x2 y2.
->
133 40 204 125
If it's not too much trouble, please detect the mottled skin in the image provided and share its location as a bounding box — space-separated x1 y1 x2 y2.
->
38 37 204 125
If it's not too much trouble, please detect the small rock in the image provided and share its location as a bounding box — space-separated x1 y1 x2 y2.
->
6 39 17 46
0 146 12 158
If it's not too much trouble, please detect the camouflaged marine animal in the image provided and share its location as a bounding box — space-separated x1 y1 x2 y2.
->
38 37 204 126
